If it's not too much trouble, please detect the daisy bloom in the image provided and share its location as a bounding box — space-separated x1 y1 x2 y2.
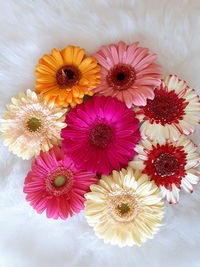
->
0 89 66 160
93 41 161 108
135 75 200 142
130 136 200 204
24 146 97 219
61 96 140 175
84 167 164 247
35 45 100 108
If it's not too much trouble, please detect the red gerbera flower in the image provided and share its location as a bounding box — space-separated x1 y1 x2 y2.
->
130 136 200 204
135 75 200 142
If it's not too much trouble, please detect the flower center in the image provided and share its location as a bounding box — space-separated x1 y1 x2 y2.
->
46 167 74 196
144 89 188 125
143 143 187 190
56 65 81 88
89 124 112 149
150 96 178 120
107 193 139 223
53 175 66 187
27 117 42 132
154 153 179 177
107 63 136 90
117 202 130 215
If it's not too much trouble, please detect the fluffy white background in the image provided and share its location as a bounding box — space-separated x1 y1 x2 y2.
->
0 0 200 266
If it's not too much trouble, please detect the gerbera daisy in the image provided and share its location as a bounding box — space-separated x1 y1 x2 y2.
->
61 96 140 175
24 146 97 219
0 89 67 160
93 41 161 108
130 136 200 204
35 45 100 108
135 75 200 142
84 167 164 247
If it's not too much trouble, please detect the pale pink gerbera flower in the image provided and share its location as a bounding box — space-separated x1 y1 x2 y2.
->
61 96 140 175
135 75 200 142
0 89 67 160
24 146 97 219
93 41 161 108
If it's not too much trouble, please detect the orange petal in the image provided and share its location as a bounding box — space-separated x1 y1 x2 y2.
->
73 47 85 66
78 57 93 72
62 45 74 65
52 48 64 67
41 54 59 70
35 64 55 75
72 86 80 98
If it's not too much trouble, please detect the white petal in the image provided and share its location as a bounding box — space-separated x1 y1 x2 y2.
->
165 185 180 204
181 178 194 193
185 170 200 184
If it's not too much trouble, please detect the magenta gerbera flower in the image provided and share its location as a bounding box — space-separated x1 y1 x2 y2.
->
93 41 162 108
61 96 140 175
23 146 97 220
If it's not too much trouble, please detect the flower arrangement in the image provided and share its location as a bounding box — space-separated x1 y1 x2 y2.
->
1 42 200 248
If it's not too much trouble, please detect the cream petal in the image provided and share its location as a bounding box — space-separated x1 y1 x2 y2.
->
129 157 145 170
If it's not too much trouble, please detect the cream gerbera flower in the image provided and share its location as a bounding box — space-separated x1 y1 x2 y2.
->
0 89 67 159
84 167 164 247
135 75 200 142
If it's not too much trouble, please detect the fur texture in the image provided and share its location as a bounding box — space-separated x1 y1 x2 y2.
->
0 0 199 266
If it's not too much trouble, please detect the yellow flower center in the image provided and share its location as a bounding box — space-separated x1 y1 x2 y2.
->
27 117 42 132
53 175 67 187
108 193 139 223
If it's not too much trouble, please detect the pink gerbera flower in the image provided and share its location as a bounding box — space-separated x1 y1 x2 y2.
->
61 96 140 175
23 146 97 219
93 41 161 108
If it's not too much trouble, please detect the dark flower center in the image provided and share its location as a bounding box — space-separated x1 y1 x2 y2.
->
150 96 178 120
107 63 136 90
117 72 125 81
154 153 179 177
89 124 112 149
144 89 188 125
56 65 81 88
27 117 42 132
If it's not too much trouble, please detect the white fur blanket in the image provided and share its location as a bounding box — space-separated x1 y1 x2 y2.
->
0 0 199 266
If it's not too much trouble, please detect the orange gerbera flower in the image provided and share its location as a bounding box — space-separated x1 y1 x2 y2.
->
35 45 100 108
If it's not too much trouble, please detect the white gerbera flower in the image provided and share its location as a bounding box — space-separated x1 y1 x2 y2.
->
0 89 67 159
84 167 164 247
135 75 200 142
